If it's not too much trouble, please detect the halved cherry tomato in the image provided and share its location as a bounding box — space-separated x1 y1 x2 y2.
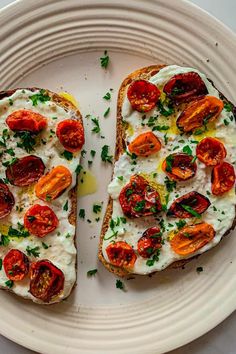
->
6 155 45 187
196 137 226 166
0 182 14 219
3 249 29 281
56 119 84 153
137 227 162 258
6 110 47 133
128 132 161 157
29 260 64 302
24 204 59 238
119 175 162 218
170 222 215 255
35 165 72 201
106 241 137 269
167 191 210 218
162 153 197 181
127 80 161 112
211 161 235 195
176 96 224 133
163 72 207 104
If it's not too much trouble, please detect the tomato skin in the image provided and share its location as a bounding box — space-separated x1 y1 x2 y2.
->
211 162 235 195
6 110 47 133
24 204 59 238
119 175 162 218
0 182 15 219
127 80 161 112
128 132 162 157
137 227 162 258
6 155 45 187
163 72 208 104
162 153 197 181
29 260 64 302
176 96 224 133
35 165 72 201
3 249 29 281
196 137 226 166
170 222 215 255
167 191 211 218
106 241 137 269
56 119 84 153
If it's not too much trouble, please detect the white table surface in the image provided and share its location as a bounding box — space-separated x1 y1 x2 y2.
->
0 0 236 353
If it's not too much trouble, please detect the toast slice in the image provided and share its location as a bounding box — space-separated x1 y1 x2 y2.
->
0 88 83 303
99 65 236 277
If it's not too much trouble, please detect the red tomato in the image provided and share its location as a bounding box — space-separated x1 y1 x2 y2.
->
128 132 162 157
3 249 29 281
29 260 64 302
137 227 162 258
0 182 15 219
106 241 137 269
24 204 59 238
6 155 45 187
119 175 162 218
6 110 47 133
211 162 235 195
176 96 224 133
127 80 161 112
162 153 197 181
196 137 226 166
167 191 210 218
170 222 215 255
163 72 207 104
56 119 84 153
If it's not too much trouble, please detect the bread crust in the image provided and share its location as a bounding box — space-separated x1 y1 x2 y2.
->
99 65 236 277
0 87 82 303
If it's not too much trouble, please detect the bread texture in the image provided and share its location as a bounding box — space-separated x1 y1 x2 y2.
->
0 87 82 303
99 65 236 277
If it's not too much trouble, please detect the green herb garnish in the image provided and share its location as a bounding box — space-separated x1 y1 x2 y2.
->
87 269 98 277
26 246 40 258
29 89 50 106
100 50 109 69
101 145 113 163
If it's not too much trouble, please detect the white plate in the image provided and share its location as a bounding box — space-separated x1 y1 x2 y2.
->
0 0 236 353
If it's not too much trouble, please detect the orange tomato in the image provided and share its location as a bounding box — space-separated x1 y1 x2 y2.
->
170 222 215 256
128 132 161 157
176 96 224 133
211 161 235 195
35 165 72 201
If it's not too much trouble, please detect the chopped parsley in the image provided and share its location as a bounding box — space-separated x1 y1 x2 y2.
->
75 164 83 175
15 131 36 153
164 177 176 192
224 102 233 112
0 129 10 148
29 89 50 106
117 176 124 181
191 156 197 164
182 145 192 155
42 242 50 249
224 119 230 126
65 233 71 238
45 194 52 202
91 117 100 134
8 224 29 238
164 133 168 145
81 149 87 158
63 200 69 211
26 246 40 258
181 204 201 218
5 280 14 288
2 157 18 167
103 107 110 117
116 279 125 290
196 266 203 273
0 235 10 246
5 148 15 156
62 150 73 161
0 259 2 270
134 200 145 212
90 150 96 158
100 50 109 69
158 100 174 117
101 145 113 163
165 155 174 173
146 249 161 266
152 125 169 132
93 204 102 214
9 98 13 106
87 269 98 277
176 219 187 230
27 216 36 223
79 209 85 219
103 92 111 100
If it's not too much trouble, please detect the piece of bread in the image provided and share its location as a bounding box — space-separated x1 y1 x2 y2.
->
0 88 83 303
99 65 236 277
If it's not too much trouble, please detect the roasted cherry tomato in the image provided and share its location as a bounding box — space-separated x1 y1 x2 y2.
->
162 153 197 181
119 175 162 218
127 80 161 112
24 204 59 238
106 241 137 269
35 165 72 201
176 96 224 133
6 110 47 133
29 260 64 302
163 72 207 104
137 227 162 258
3 249 29 281
170 222 215 255
128 132 161 157
0 182 15 219
6 155 45 187
211 161 235 195
167 191 210 218
56 119 84 153
196 137 226 166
